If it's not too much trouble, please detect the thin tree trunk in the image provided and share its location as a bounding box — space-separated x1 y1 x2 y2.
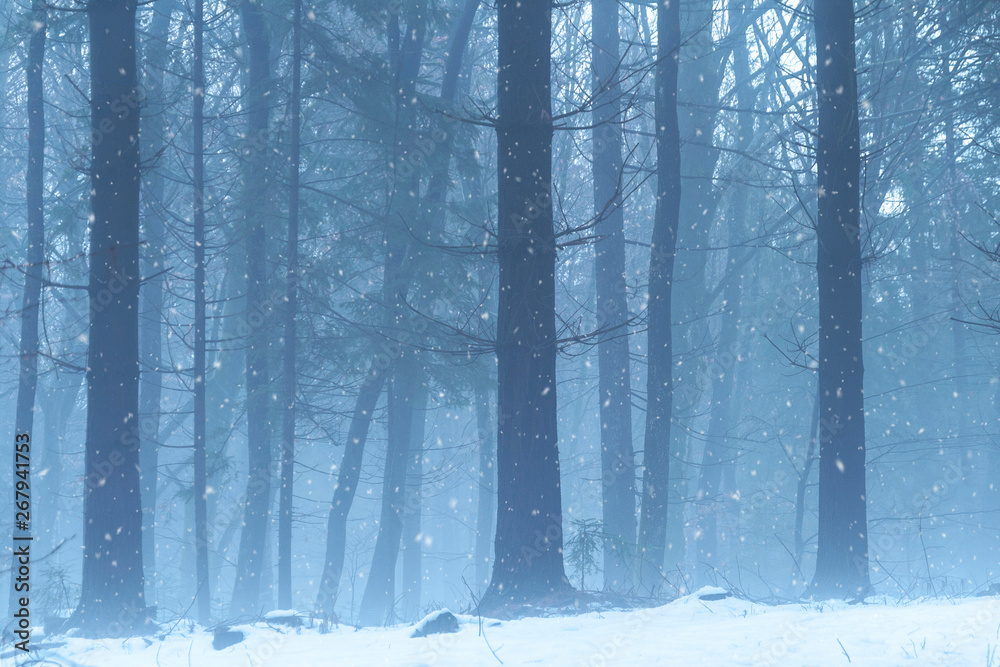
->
809 0 870 598
638 0 681 597
191 0 210 624
482 0 570 611
231 0 273 616
315 363 385 617
7 0 45 624
591 0 636 593
138 0 172 611
278 0 302 612
70 0 147 635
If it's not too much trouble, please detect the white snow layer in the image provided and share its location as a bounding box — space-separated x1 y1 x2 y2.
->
27 594 1000 666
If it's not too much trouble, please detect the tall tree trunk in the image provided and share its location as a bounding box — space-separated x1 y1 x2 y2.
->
638 0 681 597
191 0 210 624
278 0 302 612
138 0 172 611
231 0 273 616
591 0 636 593
71 0 147 635
482 0 570 611
7 0 45 623
809 0 870 598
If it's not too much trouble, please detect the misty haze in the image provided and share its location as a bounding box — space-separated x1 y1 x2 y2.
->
0 0 998 665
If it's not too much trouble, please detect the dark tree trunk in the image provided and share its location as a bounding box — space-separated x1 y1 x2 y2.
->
591 0 636 593
138 0 172 611
809 0 870 598
638 0 681 596
191 0 210 624
7 0 45 623
231 0 273 617
71 0 148 635
278 0 302 612
482 0 570 610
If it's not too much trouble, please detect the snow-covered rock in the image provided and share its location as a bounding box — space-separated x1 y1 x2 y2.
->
264 609 304 627
410 609 460 638
212 628 244 650
695 585 730 601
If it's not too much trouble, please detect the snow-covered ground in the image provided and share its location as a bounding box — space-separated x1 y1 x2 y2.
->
17 589 1000 666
